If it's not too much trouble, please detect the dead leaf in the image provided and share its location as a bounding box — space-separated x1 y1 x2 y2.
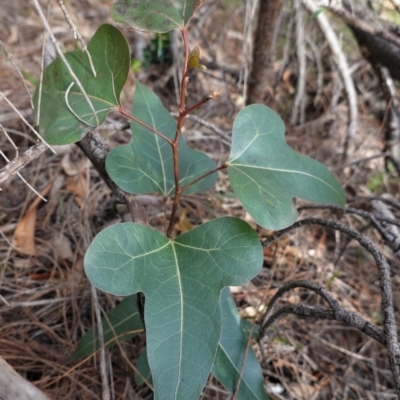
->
175 207 194 233
13 182 52 255
51 233 74 260
66 170 87 207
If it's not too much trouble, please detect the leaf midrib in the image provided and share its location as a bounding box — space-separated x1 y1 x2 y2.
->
229 163 341 195
218 343 260 399
171 243 184 398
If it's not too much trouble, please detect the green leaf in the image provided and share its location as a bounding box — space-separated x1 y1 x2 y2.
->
110 0 203 32
22 70 39 87
70 295 142 360
212 288 268 400
130 291 266 397
135 348 153 385
33 24 130 145
227 105 345 230
240 317 259 339
106 81 217 196
310 7 325 19
84 217 263 400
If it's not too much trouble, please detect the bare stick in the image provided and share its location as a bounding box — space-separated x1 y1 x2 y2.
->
76 131 147 226
263 218 400 397
0 91 54 153
262 304 387 344
170 112 230 138
31 0 99 127
298 203 400 229
260 280 385 344
65 82 96 127
0 356 50 400
390 0 400 14
0 41 33 109
56 0 96 77
36 1 53 127
290 1 306 126
378 67 400 172
100 304 153 390
91 285 110 400
180 163 227 194
0 124 47 201
0 150 46 201
327 3 400 49
119 107 172 145
302 0 358 157
182 92 220 117
332 152 388 170
348 195 400 210
371 199 400 256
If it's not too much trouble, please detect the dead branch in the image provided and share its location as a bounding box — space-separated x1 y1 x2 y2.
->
261 280 386 344
390 0 400 14
90 284 110 400
290 1 306 126
328 3 400 51
76 132 146 226
302 0 358 157
263 218 400 398
376 67 400 172
0 142 48 185
348 195 400 210
0 356 51 400
371 199 400 257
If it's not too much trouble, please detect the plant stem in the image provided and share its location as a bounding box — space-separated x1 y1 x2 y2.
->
118 106 173 145
180 163 227 194
175 28 190 140
183 95 212 116
166 163 228 237
167 28 190 238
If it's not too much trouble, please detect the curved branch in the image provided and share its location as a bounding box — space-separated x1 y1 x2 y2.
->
263 218 400 397
348 196 400 211
302 0 358 157
297 204 400 253
260 281 385 345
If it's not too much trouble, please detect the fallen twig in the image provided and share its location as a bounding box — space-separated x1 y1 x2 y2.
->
263 218 400 398
302 0 358 158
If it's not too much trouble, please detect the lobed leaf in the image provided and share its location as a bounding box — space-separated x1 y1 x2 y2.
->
70 295 142 360
84 217 263 400
33 24 130 145
71 290 266 399
106 81 216 196
110 0 203 32
227 105 345 230
135 348 153 385
212 288 268 400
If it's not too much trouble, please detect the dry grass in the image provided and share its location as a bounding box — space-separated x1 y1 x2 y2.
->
1 1 400 399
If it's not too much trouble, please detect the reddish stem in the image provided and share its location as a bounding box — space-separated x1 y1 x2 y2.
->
183 96 212 117
166 28 191 238
180 163 228 194
118 106 173 145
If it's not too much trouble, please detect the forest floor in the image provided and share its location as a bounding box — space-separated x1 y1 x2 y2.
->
1 0 400 399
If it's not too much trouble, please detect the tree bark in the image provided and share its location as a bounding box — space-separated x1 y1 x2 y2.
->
247 0 283 105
